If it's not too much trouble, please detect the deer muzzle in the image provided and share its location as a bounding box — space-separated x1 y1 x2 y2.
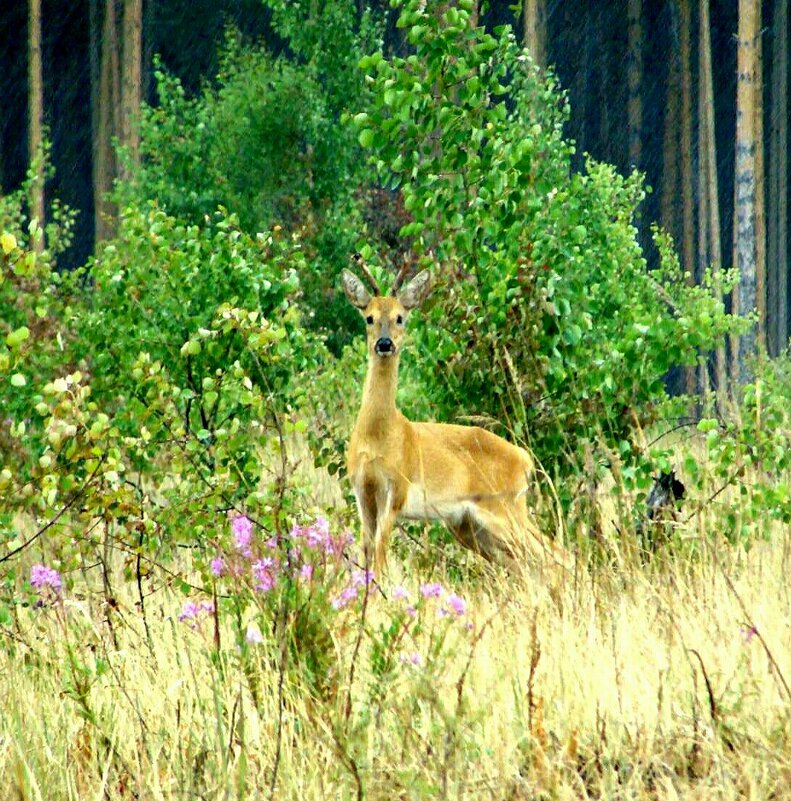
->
375 337 395 356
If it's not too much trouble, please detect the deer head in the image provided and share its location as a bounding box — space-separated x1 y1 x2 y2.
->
341 256 432 360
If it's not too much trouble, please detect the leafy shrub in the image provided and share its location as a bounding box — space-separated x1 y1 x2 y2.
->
685 355 791 545
0 170 80 467
116 6 383 354
354 0 743 489
73 203 311 415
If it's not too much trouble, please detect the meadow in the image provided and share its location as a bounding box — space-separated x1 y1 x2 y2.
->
3 435 790 799
3 3 790 798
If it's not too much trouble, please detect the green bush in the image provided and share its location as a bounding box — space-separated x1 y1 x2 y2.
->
354 0 743 487
115 6 384 354
73 203 311 418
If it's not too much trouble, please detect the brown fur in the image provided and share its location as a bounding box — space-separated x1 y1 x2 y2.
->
342 268 570 575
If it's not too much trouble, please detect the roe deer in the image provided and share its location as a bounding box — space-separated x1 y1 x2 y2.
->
342 256 570 576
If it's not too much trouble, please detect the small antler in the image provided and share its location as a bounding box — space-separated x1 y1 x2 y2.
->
391 258 412 294
352 252 381 296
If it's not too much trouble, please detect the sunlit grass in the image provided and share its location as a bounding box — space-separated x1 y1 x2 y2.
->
2 457 790 799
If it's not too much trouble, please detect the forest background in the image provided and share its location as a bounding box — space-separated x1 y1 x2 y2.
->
1 0 791 799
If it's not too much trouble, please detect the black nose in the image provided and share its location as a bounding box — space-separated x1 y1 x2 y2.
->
375 338 395 355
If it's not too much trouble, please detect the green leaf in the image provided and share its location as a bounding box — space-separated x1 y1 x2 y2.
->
358 129 374 148
10 373 26 387
6 327 30 349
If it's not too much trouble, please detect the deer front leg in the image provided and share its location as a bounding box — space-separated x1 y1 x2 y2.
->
373 483 397 576
353 480 378 569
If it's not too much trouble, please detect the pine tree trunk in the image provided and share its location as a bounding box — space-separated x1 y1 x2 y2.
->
754 3 766 349
679 0 696 394
627 0 642 169
95 0 120 243
28 0 45 251
697 2 710 396
700 0 727 399
778 0 789 351
768 0 788 354
523 0 547 68
661 11 680 246
120 0 142 178
733 0 760 385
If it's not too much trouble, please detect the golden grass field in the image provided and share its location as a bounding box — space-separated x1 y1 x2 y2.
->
2 452 790 800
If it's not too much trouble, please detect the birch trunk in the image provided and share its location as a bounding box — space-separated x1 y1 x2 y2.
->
732 0 759 385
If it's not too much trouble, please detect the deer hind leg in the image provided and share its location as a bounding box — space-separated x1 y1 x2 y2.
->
452 500 571 574
449 510 523 574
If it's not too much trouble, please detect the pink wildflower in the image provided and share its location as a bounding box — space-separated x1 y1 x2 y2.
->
30 564 62 594
332 584 360 610
300 563 314 581
178 601 200 622
252 557 277 592
178 600 214 623
232 515 254 557
445 594 467 616
392 585 410 601
210 556 225 577
420 582 442 599
304 516 330 549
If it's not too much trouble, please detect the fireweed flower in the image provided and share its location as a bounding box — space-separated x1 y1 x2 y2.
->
252 557 277 592
232 515 254 557
420 582 443 599
299 563 314 581
178 601 200 622
210 556 225 577
445 594 467 617
304 516 330 549
392 585 410 601
30 564 62 594
178 600 214 629
351 569 375 589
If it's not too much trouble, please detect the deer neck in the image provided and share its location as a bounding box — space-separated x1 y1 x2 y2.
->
358 354 400 434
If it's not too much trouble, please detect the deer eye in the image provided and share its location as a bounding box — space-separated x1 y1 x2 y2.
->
396 314 404 325
366 315 374 325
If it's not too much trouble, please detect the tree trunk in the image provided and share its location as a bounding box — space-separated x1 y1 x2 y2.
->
699 0 727 399
627 0 642 169
697 1 710 396
28 0 45 251
768 0 788 355
661 9 680 246
120 0 142 178
754 2 766 349
95 0 120 243
679 0 695 394
732 0 760 385
523 0 547 69
777 0 789 351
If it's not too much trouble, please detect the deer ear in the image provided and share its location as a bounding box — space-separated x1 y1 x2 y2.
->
397 270 432 310
341 270 372 309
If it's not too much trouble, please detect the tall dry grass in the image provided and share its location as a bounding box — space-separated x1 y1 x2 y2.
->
2 468 790 800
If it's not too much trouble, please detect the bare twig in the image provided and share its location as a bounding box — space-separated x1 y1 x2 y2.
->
0 455 107 565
